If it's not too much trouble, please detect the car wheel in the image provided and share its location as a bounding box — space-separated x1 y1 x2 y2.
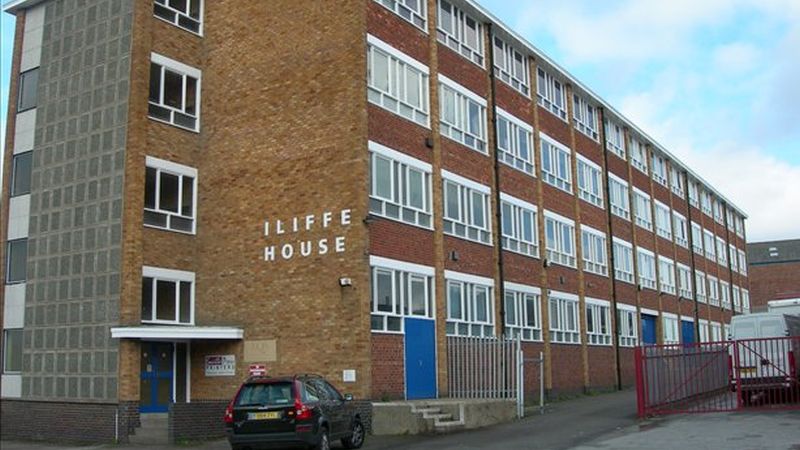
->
342 419 365 449
314 427 330 450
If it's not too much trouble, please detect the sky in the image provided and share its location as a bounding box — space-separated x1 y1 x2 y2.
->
0 1 799 242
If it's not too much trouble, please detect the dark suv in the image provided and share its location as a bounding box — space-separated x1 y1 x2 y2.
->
224 374 365 450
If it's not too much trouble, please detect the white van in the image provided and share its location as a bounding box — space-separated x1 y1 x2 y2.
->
730 313 800 404
768 298 800 316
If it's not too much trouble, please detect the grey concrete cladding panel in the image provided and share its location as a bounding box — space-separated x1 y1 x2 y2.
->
22 0 134 402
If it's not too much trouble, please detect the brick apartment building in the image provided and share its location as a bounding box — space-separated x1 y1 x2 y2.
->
747 239 800 311
1 0 751 443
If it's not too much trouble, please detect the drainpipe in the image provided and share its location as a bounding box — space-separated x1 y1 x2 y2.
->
683 171 701 340
599 107 622 391
722 200 737 315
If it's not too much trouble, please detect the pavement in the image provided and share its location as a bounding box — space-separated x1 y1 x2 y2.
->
2 389 799 450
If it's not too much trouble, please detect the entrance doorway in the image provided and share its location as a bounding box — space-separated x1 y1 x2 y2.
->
404 318 437 399
140 342 174 413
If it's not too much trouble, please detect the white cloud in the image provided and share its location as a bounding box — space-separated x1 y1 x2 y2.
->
712 42 760 74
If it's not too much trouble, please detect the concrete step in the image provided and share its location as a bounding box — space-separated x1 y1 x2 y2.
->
422 412 453 420
434 419 466 433
129 413 169 445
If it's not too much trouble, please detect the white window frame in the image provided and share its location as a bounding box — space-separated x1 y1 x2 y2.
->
710 322 722 342
738 249 747 275
586 298 612 346
536 67 567 121
581 225 608 277
670 166 684 197
496 108 534 175
713 199 724 224
608 173 630 220
370 257 435 334
720 280 731 310
439 75 487 152
677 263 692 299
654 201 672 240
153 0 203 35
729 244 739 273
691 221 703 255
716 237 728 266
493 36 529 96
688 180 699 208
144 156 198 235
695 270 707 303
544 210 576 268
149 53 201 132
637 247 657 290
503 282 542 342
436 0 484 66
369 141 433 229
662 314 680 344
612 238 634 284
698 319 710 343
630 138 648 174
2 329 23 373
445 271 495 337
617 304 639 347
443 170 492 245
141 266 196 325
605 120 626 159
500 193 539 258
633 188 653 231
540 132 573 193
742 289 750 313
374 0 427 31
658 256 676 295
573 94 599 141
673 211 688 248
703 229 716 261
367 35 430 127
732 285 741 311
651 153 668 186
577 154 604 208
701 190 713 216
548 291 580 344
707 275 720 306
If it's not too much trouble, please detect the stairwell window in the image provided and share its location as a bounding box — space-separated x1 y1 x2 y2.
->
586 299 612 346
17 68 39 112
544 211 576 268
573 94 599 141
605 120 626 160
368 35 430 127
443 171 491 245
10 152 32 197
637 248 657 290
617 305 638 347
370 258 434 333
5 239 27 284
630 138 648 174
369 141 432 229
654 201 672 241
437 0 484 66
658 256 676 295
581 226 608 277
613 238 634 284
141 266 195 325
375 0 427 30
440 76 487 152
497 109 534 175
504 283 542 342
2 329 22 373
695 271 707 303
493 37 529 96
154 0 202 34
537 68 567 121
500 193 539 258
673 212 688 248
633 188 653 231
144 156 197 234
609 174 630 220
540 133 572 193
149 53 201 132
577 155 604 208
446 272 494 337
549 292 580 344
677 264 692 299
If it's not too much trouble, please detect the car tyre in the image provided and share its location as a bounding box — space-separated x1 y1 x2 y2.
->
314 427 330 450
342 418 365 449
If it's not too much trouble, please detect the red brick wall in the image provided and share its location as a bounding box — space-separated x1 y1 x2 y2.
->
748 261 800 310
587 346 616 390
369 218 435 266
550 344 584 395
371 334 405 400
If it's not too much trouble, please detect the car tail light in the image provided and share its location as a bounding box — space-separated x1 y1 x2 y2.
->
224 401 234 424
294 397 313 420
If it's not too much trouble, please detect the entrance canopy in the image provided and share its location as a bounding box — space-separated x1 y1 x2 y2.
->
111 326 243 340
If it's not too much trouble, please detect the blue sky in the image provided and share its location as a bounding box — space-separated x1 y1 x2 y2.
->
1 1 798 241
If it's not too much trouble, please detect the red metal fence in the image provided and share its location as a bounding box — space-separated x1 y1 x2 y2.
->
635 337 800 417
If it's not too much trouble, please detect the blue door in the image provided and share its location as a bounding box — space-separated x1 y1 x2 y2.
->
404 318 437 399
140 342 173 413
641 314 657 345
682 320 695 344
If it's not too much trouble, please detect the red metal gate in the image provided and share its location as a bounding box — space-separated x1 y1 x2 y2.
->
635 337 800 417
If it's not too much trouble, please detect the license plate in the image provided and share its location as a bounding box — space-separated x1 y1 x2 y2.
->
740 367 756 375
248 411 280 420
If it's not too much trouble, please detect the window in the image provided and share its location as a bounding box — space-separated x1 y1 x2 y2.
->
716 237 727 266
5 239 27 284
368 36 430 127
630 138 648 174
713 199 724 224
493 37 529 95
710 322 722 342
573 94 598 140
540 133 572 193
497 109 534 175
742 289 750 313
617 306 638 347
149 53 201 131
688 180 699 208
707 275 719 306
651 153 668 186
443 171 491 244
732 285 741 311
17 68 39 112
141 266 195 325
581 226 607 276
549 293 580 344
375 0 426 30
670 167 684 197
446 272 494 337
500 194 539 258
663 315 679 344
612 238 635 284
654 201 672 240
729 244 738 273
144 156 197 234
673 212 688 248
698 320 710 343
504 284 542 341
637 248 656 290
536 68 566 120
608 174 630 220
437 0 483 66
695 271 707 303
726 208 735 230
658 256 676 295
544 211 576 268
605 120 626 159
154 0 202 34
720 280 731 310
369 141 432 228
700 190 713 216
370 258 434 333
10 152 32 197
677 264 692 299
703 230 716 261
691 221 703 255
439 76 487 152
738 249 747 275
735 216 744 238
2 329 22 373
633 188 653 231
577 155 603 208
586 299 611 345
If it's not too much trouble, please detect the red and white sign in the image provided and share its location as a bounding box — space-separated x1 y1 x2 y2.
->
249 364 267 377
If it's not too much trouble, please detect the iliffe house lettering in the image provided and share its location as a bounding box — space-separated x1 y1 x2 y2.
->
263 209 352 262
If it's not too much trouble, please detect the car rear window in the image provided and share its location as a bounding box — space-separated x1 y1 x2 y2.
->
236 382 294 407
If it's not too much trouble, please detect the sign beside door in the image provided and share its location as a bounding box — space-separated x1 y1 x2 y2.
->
205 355 236 377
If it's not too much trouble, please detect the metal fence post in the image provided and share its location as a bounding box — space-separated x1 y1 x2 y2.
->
539 351 544 415
516 334 523 418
